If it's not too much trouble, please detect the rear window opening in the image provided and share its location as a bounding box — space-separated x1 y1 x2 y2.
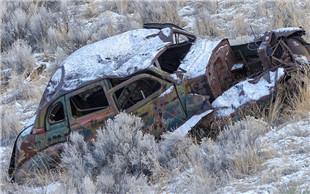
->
70 85 109 117
173 33 189 44
156 42 192 73
49 102 64 123
153 31 195 74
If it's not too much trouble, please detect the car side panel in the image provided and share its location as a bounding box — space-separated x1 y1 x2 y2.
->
64 81 116 142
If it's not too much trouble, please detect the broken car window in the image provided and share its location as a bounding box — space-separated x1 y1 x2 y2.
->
173 33 189 44
70 85 108 117
49 102 64 123
114 78 161 110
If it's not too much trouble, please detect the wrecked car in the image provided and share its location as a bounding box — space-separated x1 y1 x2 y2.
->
8 23 310 181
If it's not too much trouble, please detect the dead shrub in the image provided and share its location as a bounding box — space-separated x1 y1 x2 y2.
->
60 112 154 193
2 39 35 76
132 1 184 26
193 14 223 38
0 1 32 52
0 106 22 146
260 70 310 125
152 116 270 193
285 73 310 121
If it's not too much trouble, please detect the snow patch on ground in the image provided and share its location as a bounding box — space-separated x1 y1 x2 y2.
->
0 147 10 164
178 5 195 17
27 182 64 194
217 119 310 193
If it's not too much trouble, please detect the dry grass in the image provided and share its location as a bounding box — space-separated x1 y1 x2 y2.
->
261 90 287 125
1 0 310 193
258 0 310 42
286 81 310 121
275 74 310 125
0 74 44 146
0 105 22 146
243 70 310 127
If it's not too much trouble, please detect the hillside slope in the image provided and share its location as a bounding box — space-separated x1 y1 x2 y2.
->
1 1 309 193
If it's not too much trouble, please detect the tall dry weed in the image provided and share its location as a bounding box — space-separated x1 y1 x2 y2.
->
132 1 184 26
0 74 43 146
258 0 310 41
0 106 21 146
284 72 310 121
260 69 310 126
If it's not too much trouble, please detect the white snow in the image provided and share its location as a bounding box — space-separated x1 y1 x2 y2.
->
231 63 244 71
259 35 270 49
294 54 310 64
217 119 310 193
173 109 213 136
159 86 174 98
161 27 172 37
293 40 299 46
0 147 9 163
46 67 62 100
179 38 222 79
178 5 195 17
212 68 285 117
56 28 172 91
23 182 64 194
99 11 126 28
20 115 37 137
273 27 302 33
178 5 195 30
169 73 181 84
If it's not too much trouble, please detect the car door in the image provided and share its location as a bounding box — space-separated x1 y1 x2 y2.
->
45 96 70 147
65 81 115 142
108 74 187 138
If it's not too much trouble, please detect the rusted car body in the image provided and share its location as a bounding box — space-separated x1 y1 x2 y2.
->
8 23 310 181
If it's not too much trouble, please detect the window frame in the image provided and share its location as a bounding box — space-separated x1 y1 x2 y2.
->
70 85 109 118
48 101 65 125
67 81 110 119
108 74 164 112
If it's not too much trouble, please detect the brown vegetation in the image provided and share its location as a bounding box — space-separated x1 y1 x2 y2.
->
1 0 310 193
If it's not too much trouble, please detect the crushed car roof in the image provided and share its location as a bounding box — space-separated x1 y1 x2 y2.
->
179 38 222 79
40 28 174 107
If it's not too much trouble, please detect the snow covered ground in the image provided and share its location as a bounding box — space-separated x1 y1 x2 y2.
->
218 119 310 193
1 1 310 193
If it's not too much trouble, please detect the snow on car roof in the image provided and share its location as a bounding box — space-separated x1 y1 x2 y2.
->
61 28 172 90
256 27 305 41
179 38 222 79
41 28 173 107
